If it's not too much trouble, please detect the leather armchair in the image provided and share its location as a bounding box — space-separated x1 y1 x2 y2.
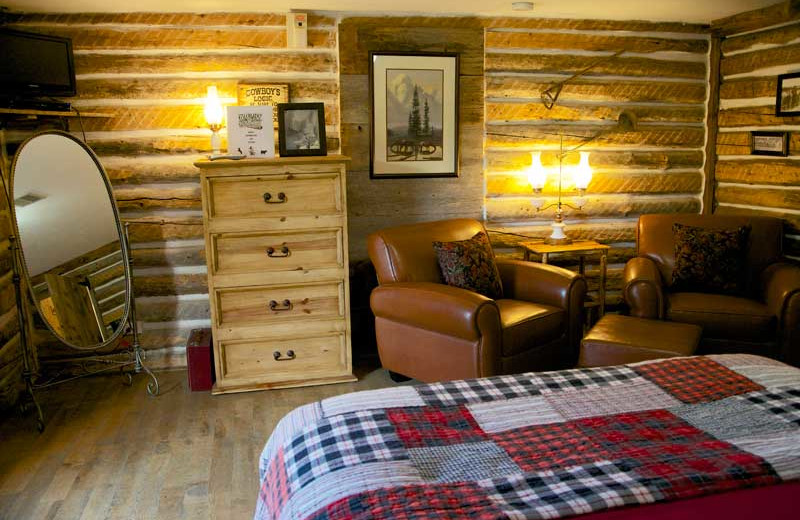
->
623 214 800 366
368 218 587 382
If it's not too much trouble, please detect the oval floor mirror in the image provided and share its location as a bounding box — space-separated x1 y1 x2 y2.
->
7 130 159 430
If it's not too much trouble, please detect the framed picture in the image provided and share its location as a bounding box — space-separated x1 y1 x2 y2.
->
237 82 289 127
751 131 789 156
776 72 800 116
277 102 327 157
370 52 459 178
226 105 275 158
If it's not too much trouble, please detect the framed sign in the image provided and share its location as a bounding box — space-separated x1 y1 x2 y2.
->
277 102 327 157
226 105 275 158
777 72 800 116
369 52 459 178
751 131 789 156
237 83 289 126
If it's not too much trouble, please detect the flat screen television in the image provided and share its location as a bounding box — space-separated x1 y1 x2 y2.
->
0 28 77 100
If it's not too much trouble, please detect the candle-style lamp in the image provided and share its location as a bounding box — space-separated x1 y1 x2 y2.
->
204 85 224 155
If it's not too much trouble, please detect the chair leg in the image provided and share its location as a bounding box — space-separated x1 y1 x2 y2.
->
388 371 411 382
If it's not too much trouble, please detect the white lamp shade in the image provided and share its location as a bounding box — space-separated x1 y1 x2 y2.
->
574 151 592 190
204 85 224 127
527 151 547 190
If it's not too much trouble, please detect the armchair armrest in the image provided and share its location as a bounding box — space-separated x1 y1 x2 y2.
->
761 262 800 366
370 282 500 341
496 259 586 310
623 257 665 319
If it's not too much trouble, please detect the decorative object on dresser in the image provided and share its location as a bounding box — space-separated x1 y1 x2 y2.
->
369 52 459 178
195 155 355 394
203 85 225 156
277 102 327 157
236 83 288 127
226 105 275 159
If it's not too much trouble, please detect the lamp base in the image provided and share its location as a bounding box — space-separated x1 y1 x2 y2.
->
544 221 573 245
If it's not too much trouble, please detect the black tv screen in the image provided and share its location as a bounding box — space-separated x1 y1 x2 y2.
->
0 29 76 98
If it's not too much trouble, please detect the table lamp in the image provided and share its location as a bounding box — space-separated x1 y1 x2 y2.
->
204 85 224 155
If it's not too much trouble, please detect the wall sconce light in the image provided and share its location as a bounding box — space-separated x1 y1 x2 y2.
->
203 85 224 155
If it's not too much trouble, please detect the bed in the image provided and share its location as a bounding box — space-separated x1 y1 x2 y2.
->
255 354 800 520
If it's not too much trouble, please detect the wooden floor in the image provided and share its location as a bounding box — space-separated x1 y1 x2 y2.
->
0 364 399 520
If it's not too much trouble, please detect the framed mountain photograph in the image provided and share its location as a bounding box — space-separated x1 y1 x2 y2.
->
369 52 459 178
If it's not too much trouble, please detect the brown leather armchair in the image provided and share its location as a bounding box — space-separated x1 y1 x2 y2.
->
623 214 800 366
367 218 587 382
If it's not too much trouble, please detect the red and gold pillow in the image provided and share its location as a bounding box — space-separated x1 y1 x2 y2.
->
671 223 751 295
433 231 504 299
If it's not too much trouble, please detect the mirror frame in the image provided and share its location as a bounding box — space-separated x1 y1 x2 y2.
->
9 130 133 351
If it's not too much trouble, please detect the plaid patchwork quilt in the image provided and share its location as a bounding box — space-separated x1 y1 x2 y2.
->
255 355 800 520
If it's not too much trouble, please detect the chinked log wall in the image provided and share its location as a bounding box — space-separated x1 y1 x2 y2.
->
4 12 340 369
712 1 800 260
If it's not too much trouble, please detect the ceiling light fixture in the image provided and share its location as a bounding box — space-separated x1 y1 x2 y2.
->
512 2 534 11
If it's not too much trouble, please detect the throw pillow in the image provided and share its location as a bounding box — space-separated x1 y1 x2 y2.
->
433 231 504 299
671 223 751 295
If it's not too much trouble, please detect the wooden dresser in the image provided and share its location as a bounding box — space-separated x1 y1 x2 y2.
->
195 156 355 394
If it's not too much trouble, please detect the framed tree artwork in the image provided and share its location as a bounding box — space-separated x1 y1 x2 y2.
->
369 52 459 178
777 72 800 116
277 102 327 157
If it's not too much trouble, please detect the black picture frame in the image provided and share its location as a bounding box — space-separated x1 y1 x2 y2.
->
776 71 800 116
277 102 327 157
369 51 460 179
751 131 789 156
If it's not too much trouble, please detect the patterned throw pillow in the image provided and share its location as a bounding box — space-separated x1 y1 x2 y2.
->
671 223 751 295
433 231 504 300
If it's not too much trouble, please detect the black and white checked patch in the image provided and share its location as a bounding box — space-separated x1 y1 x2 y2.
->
532 366 639 394
740 387 800 427
284 410 408 490
418 374 542 407
481 461 659 519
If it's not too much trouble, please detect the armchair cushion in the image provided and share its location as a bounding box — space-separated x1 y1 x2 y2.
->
496 300 564 356
671 223 751 295
433 231 504 299
667 292 775 341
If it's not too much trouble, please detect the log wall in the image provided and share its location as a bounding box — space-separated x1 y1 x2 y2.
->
712 1 800 260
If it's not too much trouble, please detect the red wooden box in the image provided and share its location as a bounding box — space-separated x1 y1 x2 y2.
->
186 328 214 391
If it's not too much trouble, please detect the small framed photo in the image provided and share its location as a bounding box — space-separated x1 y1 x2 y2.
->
277 102 327 157
751 131 789 156
777 72 800 116
370 51 459 179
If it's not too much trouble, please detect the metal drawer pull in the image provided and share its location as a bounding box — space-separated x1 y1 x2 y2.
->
263 191 287 204
266 245 291 257
269 299 293 312
273 350 295 361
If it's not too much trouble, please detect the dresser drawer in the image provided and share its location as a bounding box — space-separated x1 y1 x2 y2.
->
211 229 342 276
206 173 341 219
216 282 344 327
218 333 348 382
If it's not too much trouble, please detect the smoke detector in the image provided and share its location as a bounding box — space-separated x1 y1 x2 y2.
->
512 2 534 10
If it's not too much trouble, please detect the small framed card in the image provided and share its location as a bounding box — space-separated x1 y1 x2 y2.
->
751 131 789 156
227 106 275 158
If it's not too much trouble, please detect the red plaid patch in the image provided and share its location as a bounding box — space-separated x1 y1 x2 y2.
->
633 357 763 404
491 421 610 472
577 409 779 500
258 448 290 520
386 405 487 448
310 483 503 520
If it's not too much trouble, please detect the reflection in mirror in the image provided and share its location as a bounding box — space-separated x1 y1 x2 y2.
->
12 132 129 349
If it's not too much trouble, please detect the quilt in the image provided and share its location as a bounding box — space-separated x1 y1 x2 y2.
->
255 354 800 520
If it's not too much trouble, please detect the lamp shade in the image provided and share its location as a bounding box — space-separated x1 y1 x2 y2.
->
574 151 592 190
527 151 547 191
204 85 224 127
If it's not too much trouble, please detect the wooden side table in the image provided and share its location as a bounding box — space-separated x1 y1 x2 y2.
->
520 240 610 318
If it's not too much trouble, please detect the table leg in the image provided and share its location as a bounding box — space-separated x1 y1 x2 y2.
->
599 253 607 317
542 253 549 264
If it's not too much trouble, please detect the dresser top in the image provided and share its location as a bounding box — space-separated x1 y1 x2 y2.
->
194 154 350 169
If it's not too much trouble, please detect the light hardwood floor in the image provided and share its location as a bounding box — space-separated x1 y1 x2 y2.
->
0 364 397 520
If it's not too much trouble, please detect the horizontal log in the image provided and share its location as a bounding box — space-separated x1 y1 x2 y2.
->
103 156 201 184
485 31 708 54
0 283 15 316
486 221 638 247
721 20 800 55
139 330 192 355
11 25 334 50
720 77 778 100
135 296 210 322
486 149 705 172
711 0 800 36
86 135 340 156
486 170 703 196
114 185 201 212
74 52 337 75
716 159 800 185
716 185 800 211
133 273 207 297
123 216 204 243
714 205 800 234
486 53 706 79
721 42 800 77
486 126 705 148
0 357 22 410
12 13 335 28
486 102 704 124
486 194 700 220
486 77 706 104
716 132 800 156
718 105 800 128
0 308 19 348
131 245 206 268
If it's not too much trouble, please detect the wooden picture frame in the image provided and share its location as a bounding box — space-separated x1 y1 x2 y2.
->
277 102 327 157
369 52 459 179
751 131 789 156
776 72 800 116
